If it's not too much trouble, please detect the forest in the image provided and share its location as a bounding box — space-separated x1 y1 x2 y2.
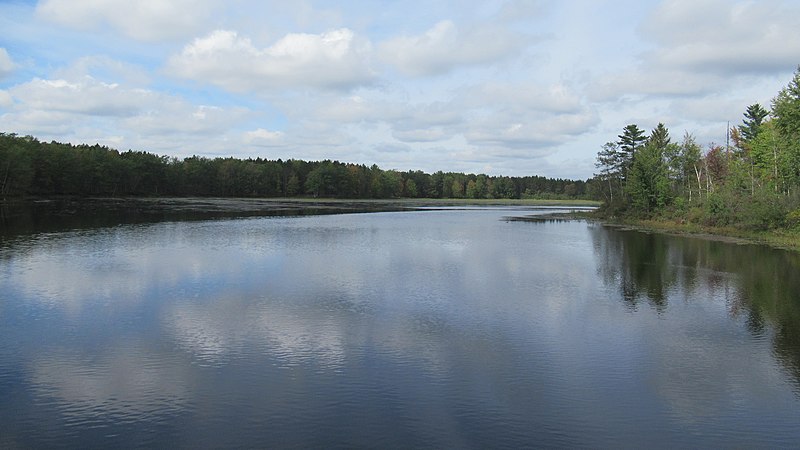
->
593 66 800 232
0 133 590 201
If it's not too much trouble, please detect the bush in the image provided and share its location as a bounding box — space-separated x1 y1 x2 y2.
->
704 192 732 226
739 191 787 230
787 209 800 230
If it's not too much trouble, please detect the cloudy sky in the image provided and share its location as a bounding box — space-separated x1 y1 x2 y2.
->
1 0 798 179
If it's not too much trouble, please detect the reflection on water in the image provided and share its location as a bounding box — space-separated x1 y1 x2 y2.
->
590 224 800 388
1 209 799 448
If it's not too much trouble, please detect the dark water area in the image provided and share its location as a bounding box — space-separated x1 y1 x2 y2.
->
1 204 799 448
0 198 414 238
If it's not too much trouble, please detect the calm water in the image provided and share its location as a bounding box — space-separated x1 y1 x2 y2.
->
1 206 800 448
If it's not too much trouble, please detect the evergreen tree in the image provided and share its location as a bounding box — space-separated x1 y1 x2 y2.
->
648 123 671 151
739 103 769 142
626 126 672 213
617 124 647 181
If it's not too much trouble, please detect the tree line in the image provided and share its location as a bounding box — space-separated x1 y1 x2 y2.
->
0 133 590 200
593 66 800 231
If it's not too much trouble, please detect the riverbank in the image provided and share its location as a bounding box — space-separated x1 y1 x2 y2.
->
596 215 800 252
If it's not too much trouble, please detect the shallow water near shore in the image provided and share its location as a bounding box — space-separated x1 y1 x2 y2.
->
1 203 799 448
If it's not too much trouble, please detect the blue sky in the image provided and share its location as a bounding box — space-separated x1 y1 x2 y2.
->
1 0 798 179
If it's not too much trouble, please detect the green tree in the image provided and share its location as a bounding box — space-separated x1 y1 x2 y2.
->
474 175 489 199
0 135 35 196
594 141 623 204
404 178 418 197
285 173 300 196
626 128 672 214
465 179 478 199
677 132 703 202
618 124 647 177
648 123 671 150
771 66 800 190
739 103 770 142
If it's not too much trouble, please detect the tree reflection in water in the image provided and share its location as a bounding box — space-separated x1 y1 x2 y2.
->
589 224 800 391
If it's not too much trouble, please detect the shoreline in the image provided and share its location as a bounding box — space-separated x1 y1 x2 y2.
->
596 216 800 253
511 209 800 252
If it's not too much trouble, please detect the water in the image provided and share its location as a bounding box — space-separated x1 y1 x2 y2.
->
1 205 799 448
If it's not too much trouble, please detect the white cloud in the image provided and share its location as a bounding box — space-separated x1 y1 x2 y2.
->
305 94 404 123
122 104 248 138
0 90 12 108
392 127 451 143
2 72 250 153
35 0 221 41
11 77 152 117
244 128 285 147
167 28 376 92
464 110 599 150
379 20 529 76
496 0 550 22
0 48 16 78
586 70 725 101
584 0 800 104
461 82 584 114
641 0 800 74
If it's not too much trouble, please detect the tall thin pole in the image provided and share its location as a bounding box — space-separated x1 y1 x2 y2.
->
726 121 730 155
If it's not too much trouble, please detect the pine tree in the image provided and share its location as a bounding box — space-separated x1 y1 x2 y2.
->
617 124 647 176
648 123 671 151
739 103 769 142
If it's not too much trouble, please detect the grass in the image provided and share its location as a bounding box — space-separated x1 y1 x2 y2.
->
597 214 800 252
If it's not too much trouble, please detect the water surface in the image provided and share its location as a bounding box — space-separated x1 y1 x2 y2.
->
1 206 799 448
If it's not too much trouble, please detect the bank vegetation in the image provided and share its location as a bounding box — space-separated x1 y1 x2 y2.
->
592 67 800 249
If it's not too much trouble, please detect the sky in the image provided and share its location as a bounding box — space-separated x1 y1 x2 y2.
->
0 0 799 180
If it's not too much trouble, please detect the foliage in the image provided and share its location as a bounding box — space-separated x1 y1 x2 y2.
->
592 67 800 234
0 133 590 200
626 130 671 214
739 103 770 141
618 124 647 164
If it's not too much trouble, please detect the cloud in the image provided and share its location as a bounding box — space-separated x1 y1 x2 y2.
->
0 48 16 78
462 82 584 114
167 29 377 92
11 77 153 117
123 104 249 137
496 0 550 22
450 81 598 149
585 0 800 103
1 71 249 153
244 128 285 147
379 20 529 76
392 127 451 143
464 111 599 150
35 0 221 41
641 0 800 74
304 94 405 123
586 70 725 101
0 90 12 108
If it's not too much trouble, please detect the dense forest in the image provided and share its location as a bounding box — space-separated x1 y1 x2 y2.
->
0 133 590 201
593 66 800 232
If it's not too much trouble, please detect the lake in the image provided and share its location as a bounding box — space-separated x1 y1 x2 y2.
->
1 202 799 448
